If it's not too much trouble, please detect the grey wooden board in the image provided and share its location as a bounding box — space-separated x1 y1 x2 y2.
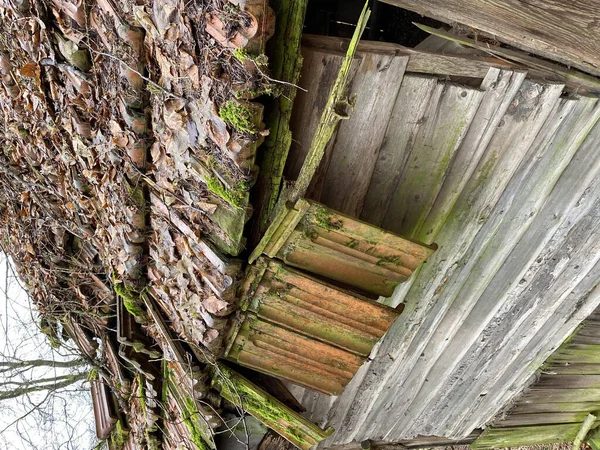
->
511 401 600 414
544 364 600 375
534 374 600 389
442 126 600 437
396 95 600 439
325 78 566 445
285 47 357 183
353 80 566 443
378 82 484 239
319 53 409 217
494 411 593 427
360 74 439 227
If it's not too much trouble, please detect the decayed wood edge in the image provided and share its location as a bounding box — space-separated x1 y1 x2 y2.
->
249 3 370 261
380 0 600 78
250 0 308 247
414 24 600 95
301 33 512 80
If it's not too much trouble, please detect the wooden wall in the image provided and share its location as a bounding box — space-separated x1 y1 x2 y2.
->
286 36 600 446
473 309 600 448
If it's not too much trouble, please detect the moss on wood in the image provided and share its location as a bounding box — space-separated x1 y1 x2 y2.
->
219 100 258 134
211 364 333 450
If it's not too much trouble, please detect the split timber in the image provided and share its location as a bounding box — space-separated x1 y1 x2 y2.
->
285 34 600 446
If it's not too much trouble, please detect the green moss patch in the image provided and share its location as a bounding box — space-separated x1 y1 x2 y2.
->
219 100 258 134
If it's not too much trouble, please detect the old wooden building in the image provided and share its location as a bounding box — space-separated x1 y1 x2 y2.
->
4 0 600 449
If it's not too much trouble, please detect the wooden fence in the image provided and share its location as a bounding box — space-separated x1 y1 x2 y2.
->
473 309 600 448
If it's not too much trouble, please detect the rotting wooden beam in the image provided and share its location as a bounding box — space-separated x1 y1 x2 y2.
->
210 364 334 450
414 24 600 96
251 0 308 245
380 0 600 78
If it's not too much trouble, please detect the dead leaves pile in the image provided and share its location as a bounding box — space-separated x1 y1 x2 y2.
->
0 0 275 382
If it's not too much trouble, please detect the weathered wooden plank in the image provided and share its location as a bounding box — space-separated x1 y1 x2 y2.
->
552 345 600 364
415 24 600 96
360 75 438 226
331 80 565 444
378 82 484 238
495 411 594 428
535 374 600 389
378 93 586 440
452 257 600 436
381 0 600 77
285 4 371 205
398 96 600 439
472 423 586 449
319 53 408 217
285 48 353 182
512 402 600 415
378 68 525 308
302 34 514 80
544 364 600 376
520 389 600 404
416 68 526 244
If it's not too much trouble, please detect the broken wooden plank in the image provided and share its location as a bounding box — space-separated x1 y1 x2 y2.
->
381 0 600 77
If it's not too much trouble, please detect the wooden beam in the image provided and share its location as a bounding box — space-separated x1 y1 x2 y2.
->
380 0 600 77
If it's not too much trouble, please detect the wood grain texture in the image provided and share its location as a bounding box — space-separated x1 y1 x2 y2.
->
286 47 350 181
381 0 600 77
472 422 590 449
384 94 593 439
360 74 438 226
379 82 484 238
444 125 600 437
319 53 408 217
329 79 565 445
402 96 600 439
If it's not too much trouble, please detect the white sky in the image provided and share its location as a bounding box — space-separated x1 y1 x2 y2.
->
0 253 97 450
